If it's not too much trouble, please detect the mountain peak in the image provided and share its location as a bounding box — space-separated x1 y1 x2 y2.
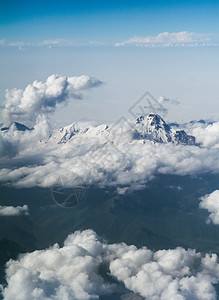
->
46 114 195 146
133 114 195 145
1 122 33 132
136 114 166 127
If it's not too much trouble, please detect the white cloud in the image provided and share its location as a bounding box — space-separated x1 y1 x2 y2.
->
1 229 219 300
2 230 113 300
0 205 29 216
199 190 219 225
39 39 66 46
2 74 103 126
184 121 219 149
38 39 76 47
115 31 212 47
2 31 215 49
157 96 179 105
0 115 51 158
8 41 32 47
2 39 105 49
110 246 219 300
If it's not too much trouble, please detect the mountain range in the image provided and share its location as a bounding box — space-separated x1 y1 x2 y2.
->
48 113 196 145
1 114 196 146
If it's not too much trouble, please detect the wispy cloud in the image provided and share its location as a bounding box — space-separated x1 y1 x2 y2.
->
115 31 215 47
38 39 76 47
8 41 32 47
0 39 106 49
39 39 65 45
1 32 216 49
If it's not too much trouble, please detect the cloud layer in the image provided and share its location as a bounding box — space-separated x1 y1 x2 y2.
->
0 119 219 190
0 205 29 216
1 229 219 300
199 190 219 225
1 32 216 49
115 31 212 47
2 74 102 126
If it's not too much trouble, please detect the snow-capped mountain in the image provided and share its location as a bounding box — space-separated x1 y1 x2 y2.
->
48 123 109 144
47 114 195 145
133 114 196 145
1 122 33 132
1 114 195 146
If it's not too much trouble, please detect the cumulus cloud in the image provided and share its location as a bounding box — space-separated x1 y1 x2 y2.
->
115 31 211 47
184 121 219 149
109 246 219 300
0 205 29 216
0 118 219 190
199 190 219 225
1 229 219 299
2 230 112 300
2 74 103 126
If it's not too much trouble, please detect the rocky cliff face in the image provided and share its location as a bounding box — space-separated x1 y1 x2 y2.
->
133 114 195 145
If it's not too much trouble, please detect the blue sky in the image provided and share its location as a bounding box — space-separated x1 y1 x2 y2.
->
0 0 219 125
1 0 219 43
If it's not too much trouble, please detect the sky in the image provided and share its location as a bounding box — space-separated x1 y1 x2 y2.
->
0 0 219 126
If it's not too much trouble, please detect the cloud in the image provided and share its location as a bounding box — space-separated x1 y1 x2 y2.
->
157 96 180 106
0 119 219 189
2 74 103 126
184 121 219 149
109 246 219 300
1 229 219 299
2 39 106 49
0 205 29 216
0 115 51 158
8 41 32 47
115 31 212 47
2 230 113 300
38 39 77 48
199 190 219 225
39 39 66 46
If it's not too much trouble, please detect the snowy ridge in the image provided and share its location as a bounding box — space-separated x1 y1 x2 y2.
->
47 114 195 145
48 123 109 144
133 114 195 145
1 114 195 146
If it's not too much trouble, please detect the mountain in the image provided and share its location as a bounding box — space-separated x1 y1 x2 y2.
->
1 115 195 146
48 123 109 144
133 114 195 145
169 119 215 128
1 122 33 132
47 114 195 146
